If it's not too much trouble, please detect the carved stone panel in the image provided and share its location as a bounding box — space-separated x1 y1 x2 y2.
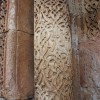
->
0 0 7 96
84 0 100 39
34 0 73 100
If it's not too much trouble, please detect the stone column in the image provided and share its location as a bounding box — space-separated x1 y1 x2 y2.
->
34 0 73 100
0 0 34 100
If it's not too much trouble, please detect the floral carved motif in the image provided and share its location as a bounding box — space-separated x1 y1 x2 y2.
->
84 0 100 39
34 0 73 99
0 0 7 96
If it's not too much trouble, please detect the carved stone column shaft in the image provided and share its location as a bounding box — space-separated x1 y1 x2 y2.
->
34 0 73 100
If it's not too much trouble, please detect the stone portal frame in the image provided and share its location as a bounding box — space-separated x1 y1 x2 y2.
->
0 0 34 100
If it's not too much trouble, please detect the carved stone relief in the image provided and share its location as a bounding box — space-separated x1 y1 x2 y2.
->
34 0 73 100
0 0 7 96
0 0 34 99
0 0 99 100
84 0 100 39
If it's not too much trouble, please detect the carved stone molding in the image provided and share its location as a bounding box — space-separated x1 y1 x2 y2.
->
0 0 34 99
0 0 8 97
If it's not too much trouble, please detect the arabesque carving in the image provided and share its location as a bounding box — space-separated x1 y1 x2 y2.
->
34 0 73 99
84 0 100 38
0 0 7 96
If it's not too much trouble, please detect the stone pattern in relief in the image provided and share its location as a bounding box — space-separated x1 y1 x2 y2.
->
84 0 100 39
0 0 7 96
34 0 72 99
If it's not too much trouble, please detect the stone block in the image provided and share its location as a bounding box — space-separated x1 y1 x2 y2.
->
4 30 34 100
7 0 34 34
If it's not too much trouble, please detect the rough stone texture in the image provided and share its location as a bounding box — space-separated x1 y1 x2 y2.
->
0 0 99 100
68 0 100 100
68 0 81 100
16 0 34 34
0 0 8 97
67 0 100 100
78 0 100 100
80 39 100 100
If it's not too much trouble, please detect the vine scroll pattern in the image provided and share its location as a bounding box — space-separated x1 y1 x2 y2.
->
0 0 7 96
84 0 100 39
34 0 73 100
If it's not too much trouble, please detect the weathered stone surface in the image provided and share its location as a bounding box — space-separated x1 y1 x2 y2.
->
4 30 34 100
78 0 100 100
7 0 34 34
0 0 34 99
68 0 100 100
0 0 8 97
80 39 100 100
17 0 34 34
7 0 17 31
68 0 81 100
